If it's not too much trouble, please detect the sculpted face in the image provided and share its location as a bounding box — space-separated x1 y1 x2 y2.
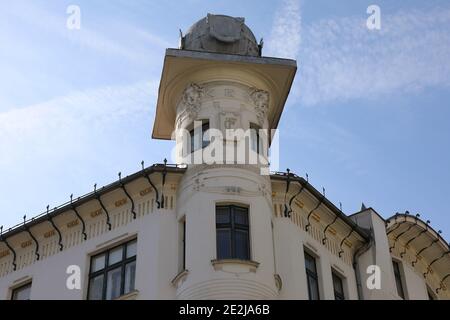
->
183 84 204 108
252 90 269 108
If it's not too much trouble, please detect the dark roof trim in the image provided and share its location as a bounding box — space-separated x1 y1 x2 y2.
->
0 163 187 240
270 172 370 241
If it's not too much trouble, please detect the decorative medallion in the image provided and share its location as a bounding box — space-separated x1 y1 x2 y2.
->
67 219 79 228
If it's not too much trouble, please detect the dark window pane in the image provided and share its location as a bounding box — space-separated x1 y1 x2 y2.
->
217 229 232 259
202 122 210 148
304 251 320 300
216 207 230 224
106 267 122 300
233 208 249 226
88 275 104 300
307 276 320 300
124 261 136 294
393 261 405 299
12 283 31 300
304 252 316 272
332 272 345 300
234 230 250 260
91 254 106 272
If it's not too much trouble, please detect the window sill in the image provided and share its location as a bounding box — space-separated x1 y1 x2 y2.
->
171 269 189 288
114 290 139 300
211 259 260 273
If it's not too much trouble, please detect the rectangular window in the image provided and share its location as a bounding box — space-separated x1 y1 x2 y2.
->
304 251 320 300
216 205 250 260
332 271 345 300
88 239 137 300
11 282 32 300
190 120 210 153
393 260 405 299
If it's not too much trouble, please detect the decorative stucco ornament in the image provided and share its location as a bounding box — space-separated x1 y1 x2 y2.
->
250 88 269 126
182 83 204 120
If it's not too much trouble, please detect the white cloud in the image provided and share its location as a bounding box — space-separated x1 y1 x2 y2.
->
299 7 450 106
265 0 301 59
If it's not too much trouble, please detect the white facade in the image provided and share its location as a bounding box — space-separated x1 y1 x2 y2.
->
1 14 449 300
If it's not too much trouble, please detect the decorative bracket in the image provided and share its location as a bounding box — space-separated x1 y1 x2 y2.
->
286 179 306 218
436 274 449 294
160 159 168 209
400 219 429 258
47 205 63 251
119 172 137 219
305 188 325 232
94 184 112 231
389 220 416 252
283 169 291 218
339 226 356 257
423 250 450 278
23 215 40 261
322 214 339 245
70 194 87 240
141 161 161 209
412 236 440 267
0 226 17 271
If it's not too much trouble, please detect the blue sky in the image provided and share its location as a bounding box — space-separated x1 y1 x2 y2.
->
0 0 449 240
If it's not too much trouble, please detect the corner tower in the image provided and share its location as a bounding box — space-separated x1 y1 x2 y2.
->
152 14 297 299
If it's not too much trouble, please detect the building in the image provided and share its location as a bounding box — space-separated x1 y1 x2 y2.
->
0 14 449 300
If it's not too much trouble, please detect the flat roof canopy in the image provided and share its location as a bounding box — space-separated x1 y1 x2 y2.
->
152 49 297 140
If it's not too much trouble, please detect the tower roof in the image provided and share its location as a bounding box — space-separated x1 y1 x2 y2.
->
182 14 261 56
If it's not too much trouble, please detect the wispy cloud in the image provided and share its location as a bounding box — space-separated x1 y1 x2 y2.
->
3 2 169 63
299 7 450 106
265 0 301 59
0 81 158 168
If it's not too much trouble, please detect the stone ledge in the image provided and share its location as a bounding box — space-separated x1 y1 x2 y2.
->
211 259 260 273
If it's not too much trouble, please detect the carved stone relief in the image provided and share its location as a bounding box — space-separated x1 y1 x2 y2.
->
181 83 204 120
249 88 269 126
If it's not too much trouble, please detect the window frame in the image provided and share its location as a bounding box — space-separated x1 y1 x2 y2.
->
304 251 320 300
87 239 137 300
392 259 406 299
10 281 32 300
215 204 251 261
331 271 345 300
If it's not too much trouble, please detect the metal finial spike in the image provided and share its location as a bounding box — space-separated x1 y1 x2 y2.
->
286 168 290 174
141 161 144 170
94 183 97 192
164 158 167 165
339 202 342 211
23 215 26 224
70 194 73 202
118 172 122 181
306 173 309 182
322 187 325 196
47 205 50 213
0 225 3 235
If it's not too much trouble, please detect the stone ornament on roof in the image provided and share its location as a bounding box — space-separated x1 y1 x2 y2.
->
182 14 260 56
